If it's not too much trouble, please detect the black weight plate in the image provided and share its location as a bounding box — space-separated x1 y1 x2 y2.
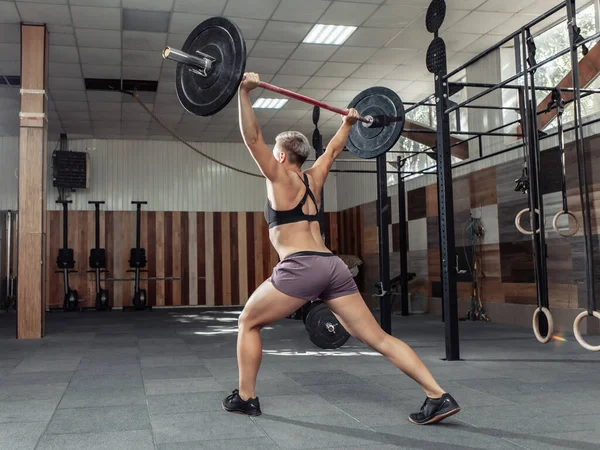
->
305 303 350 349
347 87 405 159
312 128 322 152
426 37 447 74
426 0 446 34
176 17 247 117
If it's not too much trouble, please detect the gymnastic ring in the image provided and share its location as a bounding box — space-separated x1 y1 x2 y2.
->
552 210 579 237
515 208 545 235
573 310 600 352
532 307 554 344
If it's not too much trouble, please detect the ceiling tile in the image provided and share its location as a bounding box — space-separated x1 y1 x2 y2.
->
89 102 122 112
290 44 338 61
123 0 174 11
336 77 376 91
76 29 121 49
385 22 430 50
377 79 412 91
251 41 298 59
440 9 472 32
448 11 513 34
165 33 188 49
80 48 120 66
245 57 285 74
71 6 121 30
303 77 344 89
260 21 313 43
47 26 75 36
123 9 170 33
49 33 76 46
344 27 400 48
174 0 227 14
157 81 177 96
443 32 482 52
122 91 156 103
315 62 360 77
122 50 163 68
319 2 379 26
122 66 161 80
155 93 180 105
16 3 71 25
50 45 80 64
123 31 167 51
169 13 211 34
226 18 266 40
0 2 20 23
50 63 82 78
363 5 426 28
272 0 332 23
384 64 430 81
269 74 310 88
86 91 123 102
367 48 419 65
296 88 331 100
278 60 324 76
488 13 539 36
323 90 358 102
224 0 280 20
70 0 120 6
461 34 504 53
351 63 396 79
82 64 121 78
0 24 20 44
91 111 122 121
0 61 20 75
55 101 89 112
50 77 85 91
50 90 87 102
330 46 378 63
478 0 536 13
154 113 183 123
0 44 20 62
445 0 486 8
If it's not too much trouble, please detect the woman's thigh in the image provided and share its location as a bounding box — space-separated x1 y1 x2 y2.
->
325 293 387 346
241 280 307 328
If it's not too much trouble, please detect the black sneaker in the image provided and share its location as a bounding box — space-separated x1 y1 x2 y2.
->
409 393 460 425
222 389 262 416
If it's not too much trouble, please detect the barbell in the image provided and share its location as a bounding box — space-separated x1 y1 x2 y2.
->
161 17 406 159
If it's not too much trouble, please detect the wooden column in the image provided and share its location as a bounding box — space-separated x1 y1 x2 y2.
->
17 25 49 339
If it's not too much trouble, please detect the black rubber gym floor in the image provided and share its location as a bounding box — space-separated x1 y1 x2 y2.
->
0 309 598 450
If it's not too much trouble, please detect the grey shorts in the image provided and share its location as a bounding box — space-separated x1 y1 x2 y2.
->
270 251 359 302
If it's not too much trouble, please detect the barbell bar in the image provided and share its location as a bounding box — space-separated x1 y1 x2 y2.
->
161 16 406 160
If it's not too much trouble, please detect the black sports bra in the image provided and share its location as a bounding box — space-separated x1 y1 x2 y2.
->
264 173 319 229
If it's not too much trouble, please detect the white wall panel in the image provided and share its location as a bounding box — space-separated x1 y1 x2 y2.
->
42 139 338 212
0 136 19 211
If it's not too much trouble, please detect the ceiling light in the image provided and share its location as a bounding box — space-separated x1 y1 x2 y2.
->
253 98 288 109
303 24 357 45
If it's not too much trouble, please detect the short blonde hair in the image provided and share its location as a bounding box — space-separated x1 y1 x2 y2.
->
275 131 311 165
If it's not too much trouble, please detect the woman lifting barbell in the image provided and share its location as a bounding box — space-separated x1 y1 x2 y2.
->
221 72 460 425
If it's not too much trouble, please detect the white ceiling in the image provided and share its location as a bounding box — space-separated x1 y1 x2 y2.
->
0 0 563 143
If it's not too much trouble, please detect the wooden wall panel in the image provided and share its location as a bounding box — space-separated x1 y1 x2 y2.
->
180 213 188 307
426 184 438 217
499 242 535 283
253 212 264 288
204 212 215 306
188 212 198 306
164 212 173 306
147 211 157 307
427 248 440 282
237 212 248 304
503 283 537 305
470 167 497 208
246 212 255 295
407 187 426 220
197 212 206 305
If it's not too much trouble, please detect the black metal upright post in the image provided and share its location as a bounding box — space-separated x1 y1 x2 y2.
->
377 154 392 334
567 0 596 315
397 157 409 317
521 30 550 336
435 72 460 361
